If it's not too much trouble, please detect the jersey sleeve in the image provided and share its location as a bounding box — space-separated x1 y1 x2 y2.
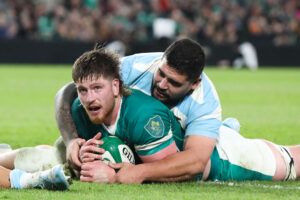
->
173 72 222 139
120 52 164 86
120 54 135 85
129 109 180 162
185 116 221 139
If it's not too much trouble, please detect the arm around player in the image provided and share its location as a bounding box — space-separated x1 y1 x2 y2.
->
55 82 85 170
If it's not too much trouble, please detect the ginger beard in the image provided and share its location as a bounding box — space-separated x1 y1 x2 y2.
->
84 94 116 125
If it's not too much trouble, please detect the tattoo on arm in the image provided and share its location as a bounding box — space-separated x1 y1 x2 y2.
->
55 82 78 145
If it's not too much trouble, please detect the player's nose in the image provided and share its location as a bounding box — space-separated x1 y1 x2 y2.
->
86 90 96 103
158 78 168 89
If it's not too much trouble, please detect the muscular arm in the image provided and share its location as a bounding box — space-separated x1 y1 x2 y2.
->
113 135 215 183
55 82 85 170
55 82 78 145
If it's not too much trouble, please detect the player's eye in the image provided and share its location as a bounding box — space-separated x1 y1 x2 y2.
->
94 85 102 91
158 69 165 78
169 80 182 87
78 88 87 95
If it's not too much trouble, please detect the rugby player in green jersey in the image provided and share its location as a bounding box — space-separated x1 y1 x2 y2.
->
56 38 219 182
70 46 186 183
69 46 300 183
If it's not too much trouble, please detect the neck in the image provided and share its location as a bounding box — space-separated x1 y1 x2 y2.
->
103 96 122 126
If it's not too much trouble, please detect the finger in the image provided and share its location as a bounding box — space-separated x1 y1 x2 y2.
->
80 169 92 177
93 132 102 140
81 145 105 155
82 152 102 159
81 162 92 170
81 152 100 159
80 175 93 182
83 133 102 147
84 138 98 146
109 162 123 169
84 138 103 147
82 157 97 163
79 145 94 156
69 149 82 167
72 154 82 167
77 138 86 146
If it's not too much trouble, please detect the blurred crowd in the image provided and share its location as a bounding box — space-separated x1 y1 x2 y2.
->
0 0 300 47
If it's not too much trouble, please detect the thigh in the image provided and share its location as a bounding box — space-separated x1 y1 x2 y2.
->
0 166 11 188
0 150 19 169
14 146 63 172
208 126 275 181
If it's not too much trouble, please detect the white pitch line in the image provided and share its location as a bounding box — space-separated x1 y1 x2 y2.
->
204 181 300 190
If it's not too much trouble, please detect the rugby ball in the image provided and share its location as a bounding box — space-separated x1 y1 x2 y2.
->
100 136 135 164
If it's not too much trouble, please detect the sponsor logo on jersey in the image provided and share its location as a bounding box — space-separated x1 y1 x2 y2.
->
144 115 165 138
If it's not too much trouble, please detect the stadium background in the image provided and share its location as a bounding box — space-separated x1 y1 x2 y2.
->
0 0 300 66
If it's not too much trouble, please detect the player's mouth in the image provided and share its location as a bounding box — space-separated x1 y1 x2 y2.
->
88 105 102 115
153 87 168 100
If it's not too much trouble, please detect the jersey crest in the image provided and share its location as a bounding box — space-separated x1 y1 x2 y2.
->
144 115 165 138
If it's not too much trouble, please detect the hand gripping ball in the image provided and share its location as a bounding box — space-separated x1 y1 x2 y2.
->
100 136 135 164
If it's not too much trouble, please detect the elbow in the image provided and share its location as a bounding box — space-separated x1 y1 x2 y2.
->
55 82 77 105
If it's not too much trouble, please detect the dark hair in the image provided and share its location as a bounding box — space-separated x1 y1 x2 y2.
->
163 38 205 82
72 47 129 95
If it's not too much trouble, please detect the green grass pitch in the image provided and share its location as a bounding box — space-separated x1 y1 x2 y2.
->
0 64 300 199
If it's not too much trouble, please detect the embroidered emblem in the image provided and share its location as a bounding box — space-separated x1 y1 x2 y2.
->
144 115 165 138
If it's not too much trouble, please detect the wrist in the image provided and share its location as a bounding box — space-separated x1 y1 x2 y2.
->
106 165 117 183
68 137 81 146
110 173 117 184
134 164 148 183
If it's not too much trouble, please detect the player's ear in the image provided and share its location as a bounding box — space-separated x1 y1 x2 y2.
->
191 78 200 90
112 78 120 96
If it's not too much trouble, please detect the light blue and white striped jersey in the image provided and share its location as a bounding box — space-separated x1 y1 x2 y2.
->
120 52 222 139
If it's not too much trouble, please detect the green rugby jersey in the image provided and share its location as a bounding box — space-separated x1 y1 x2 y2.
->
71 89 184 159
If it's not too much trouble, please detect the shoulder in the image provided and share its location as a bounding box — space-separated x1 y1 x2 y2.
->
120 53 163 84
123 89 169 114
187 72 220 106
122 90 173 132
127 52 163 58
122 90 175 146
121 52 163 64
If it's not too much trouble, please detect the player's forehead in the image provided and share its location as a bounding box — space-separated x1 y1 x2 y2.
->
158 60 189 83
75 75 110 87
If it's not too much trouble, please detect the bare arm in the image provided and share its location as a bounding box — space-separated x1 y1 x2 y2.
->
55 82 78 145
55 82 85 169
111 135 215 183
0 166 11 188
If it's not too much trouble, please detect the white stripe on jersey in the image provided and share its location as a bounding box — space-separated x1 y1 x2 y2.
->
204 73 221 103
199 106 222 120
171 107 187 130
132 60 158 73
190 81 204 104
131 85 151 96
134 130 173 151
